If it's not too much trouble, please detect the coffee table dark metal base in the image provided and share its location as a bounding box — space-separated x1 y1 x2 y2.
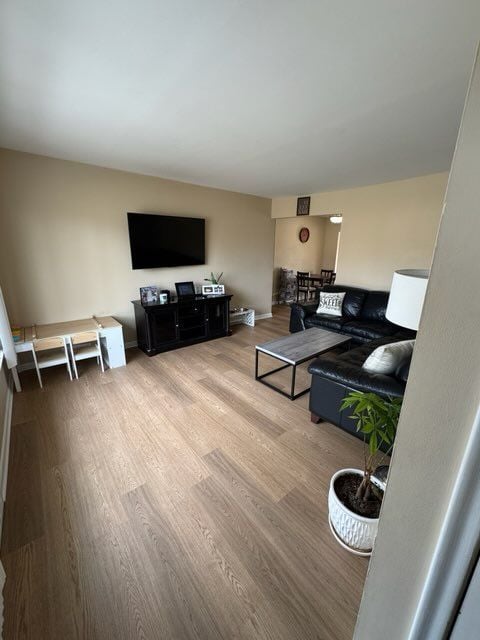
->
255 350 312 400
255 327 351 401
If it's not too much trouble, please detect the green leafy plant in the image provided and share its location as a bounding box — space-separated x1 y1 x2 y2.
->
204 271 223 285
340 391 402 501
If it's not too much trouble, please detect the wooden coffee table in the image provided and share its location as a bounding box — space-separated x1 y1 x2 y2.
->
255 327 351 400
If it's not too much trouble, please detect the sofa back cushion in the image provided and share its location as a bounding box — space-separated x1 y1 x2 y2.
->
323 285 367 318
361 291 390 321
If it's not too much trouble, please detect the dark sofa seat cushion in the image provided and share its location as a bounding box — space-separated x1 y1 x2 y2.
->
305 314 349 332
308 337 406 397
342 319 399 341
322 285 366 318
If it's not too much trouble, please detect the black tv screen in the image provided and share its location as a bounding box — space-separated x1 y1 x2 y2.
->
127 212 205 269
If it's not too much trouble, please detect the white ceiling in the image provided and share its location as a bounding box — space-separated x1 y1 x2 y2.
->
1 1 479 197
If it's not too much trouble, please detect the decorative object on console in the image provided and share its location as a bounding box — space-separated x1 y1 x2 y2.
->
299 227 310 243
327 391 402 555
204 271 223 285
296 196 310 216
175 281 196 298
140 286 159 305
362 339 415 375
386 269 429 330
315 291 346 316
159 289 170 304
212 284 225 295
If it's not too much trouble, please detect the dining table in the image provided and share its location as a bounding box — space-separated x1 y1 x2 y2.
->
304 274 325 286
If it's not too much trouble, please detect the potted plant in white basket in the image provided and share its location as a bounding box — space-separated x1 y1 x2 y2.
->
328 391 402 556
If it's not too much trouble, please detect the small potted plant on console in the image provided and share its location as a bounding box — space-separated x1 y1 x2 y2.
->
328 391 402 556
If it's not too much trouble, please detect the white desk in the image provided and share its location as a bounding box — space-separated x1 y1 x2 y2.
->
15 316 126 369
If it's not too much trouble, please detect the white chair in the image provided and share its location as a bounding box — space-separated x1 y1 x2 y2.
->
69 330 105 378
32 336 73 388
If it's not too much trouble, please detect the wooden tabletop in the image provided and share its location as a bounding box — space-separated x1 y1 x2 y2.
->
256 327 350 365
20 316 121 343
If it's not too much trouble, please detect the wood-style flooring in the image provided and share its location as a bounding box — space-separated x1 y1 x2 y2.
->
2 306 367 639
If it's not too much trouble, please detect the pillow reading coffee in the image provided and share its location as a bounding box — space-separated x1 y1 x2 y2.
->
362 340 415 375
316 292 346 317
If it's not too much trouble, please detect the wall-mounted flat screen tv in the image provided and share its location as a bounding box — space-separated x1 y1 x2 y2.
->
127 212 205 269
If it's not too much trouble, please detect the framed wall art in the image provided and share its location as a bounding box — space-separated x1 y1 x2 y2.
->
296 196 310 216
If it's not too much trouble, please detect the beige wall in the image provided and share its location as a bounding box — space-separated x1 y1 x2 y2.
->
0 149 274 341
322 221 340 270
355 51 480 637
271 173 448 290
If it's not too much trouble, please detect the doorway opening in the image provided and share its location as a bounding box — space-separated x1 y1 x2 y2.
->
273 214 342 304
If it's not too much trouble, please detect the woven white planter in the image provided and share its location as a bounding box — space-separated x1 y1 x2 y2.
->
328 468 385 557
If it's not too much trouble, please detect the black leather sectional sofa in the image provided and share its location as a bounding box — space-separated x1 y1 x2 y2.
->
289 284 414 344
289 285 414 443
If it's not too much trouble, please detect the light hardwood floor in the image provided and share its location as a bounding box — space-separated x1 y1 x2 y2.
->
2 306 368 639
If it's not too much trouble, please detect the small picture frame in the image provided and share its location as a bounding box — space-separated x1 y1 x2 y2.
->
175 281 196 298
202 284 214 295
296 196 310 216
212 284 225 295
140 285 159 305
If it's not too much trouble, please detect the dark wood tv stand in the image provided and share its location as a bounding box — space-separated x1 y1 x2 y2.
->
132 294 233 356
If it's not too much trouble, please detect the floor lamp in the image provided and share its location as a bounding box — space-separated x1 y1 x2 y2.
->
385 269 429 331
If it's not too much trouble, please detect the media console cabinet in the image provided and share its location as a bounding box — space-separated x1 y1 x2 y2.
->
132 294 233 356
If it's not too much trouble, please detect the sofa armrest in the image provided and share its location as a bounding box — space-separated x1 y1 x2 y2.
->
289 302 318 333
308 354 405 398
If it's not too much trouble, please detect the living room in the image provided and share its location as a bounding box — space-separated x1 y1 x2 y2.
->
1 2 480 639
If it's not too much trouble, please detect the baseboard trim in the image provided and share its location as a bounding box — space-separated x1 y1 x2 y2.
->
125 340 138 349
256 313 273 321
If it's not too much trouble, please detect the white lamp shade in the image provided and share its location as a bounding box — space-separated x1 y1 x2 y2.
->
386 269 429 330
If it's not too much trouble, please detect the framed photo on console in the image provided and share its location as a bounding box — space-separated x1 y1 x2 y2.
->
175 281 196 298
140 285 159 305
202 284 224 295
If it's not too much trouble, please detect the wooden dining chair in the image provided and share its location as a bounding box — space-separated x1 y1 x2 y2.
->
32 336 73 389
69 330 105 378
296 271 313 302
320 269 335 285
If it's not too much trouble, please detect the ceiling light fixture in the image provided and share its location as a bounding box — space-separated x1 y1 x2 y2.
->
330 215 342 224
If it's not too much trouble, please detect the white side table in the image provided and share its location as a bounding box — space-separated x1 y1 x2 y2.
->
230 308 255 327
